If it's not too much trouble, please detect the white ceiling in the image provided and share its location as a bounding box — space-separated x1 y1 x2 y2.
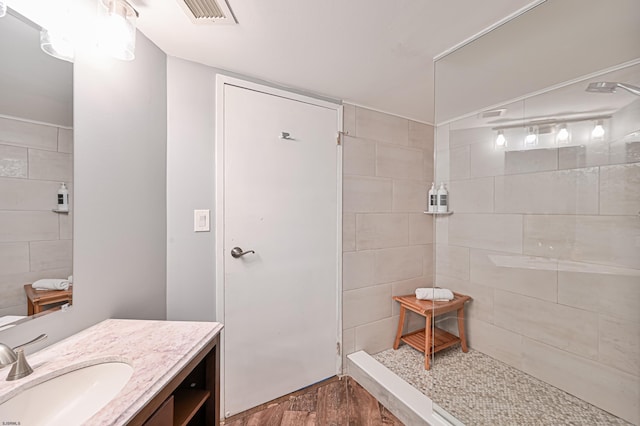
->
133 0 537 123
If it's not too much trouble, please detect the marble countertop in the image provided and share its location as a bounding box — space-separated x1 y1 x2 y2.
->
0 319 223 425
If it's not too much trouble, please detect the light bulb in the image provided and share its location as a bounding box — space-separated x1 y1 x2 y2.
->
591 121 605 139
556 124 570 144
524 127 538 145
0 1 6 18
495 131 507 147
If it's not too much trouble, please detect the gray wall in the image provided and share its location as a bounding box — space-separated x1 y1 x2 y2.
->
0 31 167 347
165 57 340 321
166 57 216 321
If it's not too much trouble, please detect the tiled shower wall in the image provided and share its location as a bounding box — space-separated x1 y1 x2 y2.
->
342 104 434 367
0 116 73 317
434 99 639 424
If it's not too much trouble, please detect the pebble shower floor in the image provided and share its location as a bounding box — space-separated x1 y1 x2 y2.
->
373 345 631 426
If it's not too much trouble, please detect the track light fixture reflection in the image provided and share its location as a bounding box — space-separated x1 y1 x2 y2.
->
556 124 570 144
586 81 640 96
591 120 605 140
97 0 138 61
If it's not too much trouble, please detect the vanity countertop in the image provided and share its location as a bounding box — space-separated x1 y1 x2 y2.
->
0 319 223 425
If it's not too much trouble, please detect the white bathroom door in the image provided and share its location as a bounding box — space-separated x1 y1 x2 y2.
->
219 80 340 417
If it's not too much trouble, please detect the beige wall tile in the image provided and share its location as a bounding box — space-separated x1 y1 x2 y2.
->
0 145 27 178
522 338 639 425
342 213 356 252
376 144 424 180
57 128 73 154
434 149 448 183
374 246 423 284
356 213 408 250
355 316 398 354
343 176 392 213
343 104 356 136
343 250 375 291
28 149 73 182
524 215 640 269
424 152 434 182
342 327 355 372
470 249 557 302
449 177 494 213
408 213 433 245
609 139 640 165
59 211 73 240
343 283 392 329
30 240 73 271
599 315 639 376
599 163 640 215
0 117 58 151
0 242 29 275
436 274 493 323
392 180 427 213
435 124 449 152
504 148 558 175
448 213 523 253
449 127 493 149
558 141 609 170
356 107 408 145
494 290 598 358
343 135 375 176
466 318 524 369
0 211 58 242
470 140 505 178
422 243 434 278
449 146 470 180
408 121 434 151
495 168 599 215
0 179 62 211
558 269 640 323
435 245 469 280
434 215 448 245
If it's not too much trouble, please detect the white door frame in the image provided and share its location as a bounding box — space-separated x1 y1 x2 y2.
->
214 74 343 418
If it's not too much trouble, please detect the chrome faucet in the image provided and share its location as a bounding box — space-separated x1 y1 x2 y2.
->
0 334 47 381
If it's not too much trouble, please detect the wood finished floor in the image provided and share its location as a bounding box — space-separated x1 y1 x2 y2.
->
222 376 404 426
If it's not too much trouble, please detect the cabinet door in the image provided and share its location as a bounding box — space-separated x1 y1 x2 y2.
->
144 395 174 426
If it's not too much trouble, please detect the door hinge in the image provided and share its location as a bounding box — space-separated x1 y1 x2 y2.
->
336 131 343 146
336 342 341 356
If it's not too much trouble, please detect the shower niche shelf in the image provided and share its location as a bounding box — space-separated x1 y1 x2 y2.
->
423 211 453 215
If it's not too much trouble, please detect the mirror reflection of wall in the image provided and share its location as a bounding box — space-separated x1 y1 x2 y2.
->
0 8 73 328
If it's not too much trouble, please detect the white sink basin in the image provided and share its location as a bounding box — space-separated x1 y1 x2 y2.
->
0 362 133 426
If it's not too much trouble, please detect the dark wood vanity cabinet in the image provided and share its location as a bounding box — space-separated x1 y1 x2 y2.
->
129 334 220 426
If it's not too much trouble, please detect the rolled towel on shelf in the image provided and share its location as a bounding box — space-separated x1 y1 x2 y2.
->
32 279 70 291
415 288 454 301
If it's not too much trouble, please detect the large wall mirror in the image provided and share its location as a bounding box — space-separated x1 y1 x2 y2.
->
0 7 73 330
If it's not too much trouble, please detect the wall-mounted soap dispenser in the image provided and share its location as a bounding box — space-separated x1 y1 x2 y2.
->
56 183 69 212
436 182 449 213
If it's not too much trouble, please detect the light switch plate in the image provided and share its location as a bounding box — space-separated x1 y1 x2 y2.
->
194 209 210 232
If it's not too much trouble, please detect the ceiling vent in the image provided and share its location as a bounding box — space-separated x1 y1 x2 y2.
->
477 108 507 119
178 0 237 24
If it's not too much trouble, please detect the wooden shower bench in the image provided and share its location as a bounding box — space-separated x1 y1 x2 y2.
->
393 292 471 370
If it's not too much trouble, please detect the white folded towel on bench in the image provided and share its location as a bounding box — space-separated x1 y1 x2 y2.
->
415 288 454 301
32 279 70 291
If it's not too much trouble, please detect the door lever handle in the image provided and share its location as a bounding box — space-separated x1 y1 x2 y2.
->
231 247 255 258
